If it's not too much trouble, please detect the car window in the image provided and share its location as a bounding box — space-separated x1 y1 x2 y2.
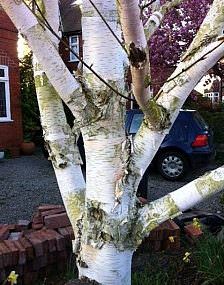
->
129 113 144 134
194 112 208 130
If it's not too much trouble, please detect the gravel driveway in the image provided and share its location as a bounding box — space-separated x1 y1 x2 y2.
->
0 149 223 223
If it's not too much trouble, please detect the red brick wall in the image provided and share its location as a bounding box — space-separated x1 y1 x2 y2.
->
0 8 23 156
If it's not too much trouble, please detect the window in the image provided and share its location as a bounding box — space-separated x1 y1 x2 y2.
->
69 35 79 62
0 65 11 121
129 113 143 134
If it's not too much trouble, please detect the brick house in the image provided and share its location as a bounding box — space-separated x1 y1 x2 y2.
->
0 5 23 156
59 0 82 73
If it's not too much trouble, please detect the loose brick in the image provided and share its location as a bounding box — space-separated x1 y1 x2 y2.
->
38 204 64 213
149 224 164 240
0 252 4 269
44 212 71 229
32 213 42 224
32 223 44 230
0 226 9 240
57 251 68 272
150 240 161 251
3 240 19 265
40 207 66 223
38 229 57 252
150 220 180 241
13 240 26 265
58 227 71 246
25 232 45 257
19 237 34 260
162 236 180 250
0 241 11 266
44 229 66 251
66 226 75 240
43 229 66 251
164 219 180 238
185 224 203 239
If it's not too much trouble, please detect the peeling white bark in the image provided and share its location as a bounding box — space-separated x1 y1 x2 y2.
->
139 165 224 236
82 0 125 87
170 166 224 211
79 244 133 285
84 136 125 213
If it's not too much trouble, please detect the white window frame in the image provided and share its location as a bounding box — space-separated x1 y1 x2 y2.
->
0 65 11 122
69 35 79 62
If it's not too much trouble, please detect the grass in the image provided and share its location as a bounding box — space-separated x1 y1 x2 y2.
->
194 232 224 285
132 269 169 285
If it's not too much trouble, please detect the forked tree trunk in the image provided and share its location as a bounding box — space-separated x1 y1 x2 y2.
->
77 1 134 283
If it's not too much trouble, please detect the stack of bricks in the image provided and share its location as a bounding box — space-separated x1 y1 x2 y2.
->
0 205 74 285
184 223 203 243
143 219 180 252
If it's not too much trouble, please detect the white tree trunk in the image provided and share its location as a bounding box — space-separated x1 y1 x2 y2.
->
32 0 85 248
79 244 133 285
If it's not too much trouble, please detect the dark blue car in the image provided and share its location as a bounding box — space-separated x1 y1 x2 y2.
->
126 109 215 181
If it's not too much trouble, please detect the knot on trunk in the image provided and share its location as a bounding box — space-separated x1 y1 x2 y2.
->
128 42 147 69
143 99 171 131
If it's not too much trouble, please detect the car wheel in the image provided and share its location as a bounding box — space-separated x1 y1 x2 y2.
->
156 151 188 181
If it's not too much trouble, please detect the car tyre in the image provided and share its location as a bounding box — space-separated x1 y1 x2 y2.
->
156 151 188 181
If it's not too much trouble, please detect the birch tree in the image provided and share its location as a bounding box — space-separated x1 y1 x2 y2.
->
1 0 224 284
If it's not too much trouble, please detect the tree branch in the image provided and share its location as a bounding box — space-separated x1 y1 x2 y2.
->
120 0 224 205
144 0 184 40
31 0 85 253
118 0 152 110
138 165 224 237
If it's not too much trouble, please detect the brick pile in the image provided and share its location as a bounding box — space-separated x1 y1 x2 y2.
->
0 205 186 284
0 205 74 285
143 219 180 252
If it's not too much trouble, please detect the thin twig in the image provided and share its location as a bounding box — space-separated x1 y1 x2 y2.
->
21 0 135 102
87 0 128 55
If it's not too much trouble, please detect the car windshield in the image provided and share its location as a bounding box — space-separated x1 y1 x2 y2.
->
129 113 144 134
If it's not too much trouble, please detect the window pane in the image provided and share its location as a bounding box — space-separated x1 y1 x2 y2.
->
0 82 6 117
70 36 78 44
71 45 78 60
129 114 143 134
0 69 4 77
